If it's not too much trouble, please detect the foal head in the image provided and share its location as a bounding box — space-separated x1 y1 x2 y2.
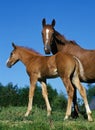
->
42 18 56 54
7 43 19 68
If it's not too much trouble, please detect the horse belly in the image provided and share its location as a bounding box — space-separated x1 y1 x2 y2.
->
79 62 95 83
82 69 95 83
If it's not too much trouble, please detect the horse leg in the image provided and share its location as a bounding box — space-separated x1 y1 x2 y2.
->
72 86 79 118
25 77 37 117
41 80 52 116
61 77 74 120
72 75 93 121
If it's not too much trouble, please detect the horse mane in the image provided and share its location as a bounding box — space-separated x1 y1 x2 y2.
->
54 29 80 47
54 30 67 44
18 45 42 56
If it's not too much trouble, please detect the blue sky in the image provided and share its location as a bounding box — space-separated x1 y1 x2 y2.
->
0 0 95 96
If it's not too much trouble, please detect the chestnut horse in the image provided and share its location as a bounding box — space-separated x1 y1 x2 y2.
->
41 18 95 118
6 43 92 121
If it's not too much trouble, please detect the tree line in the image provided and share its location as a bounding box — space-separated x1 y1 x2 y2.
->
0 82 95 110
0 82 67 110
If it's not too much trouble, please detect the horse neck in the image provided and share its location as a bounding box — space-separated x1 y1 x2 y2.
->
51 30 67 53
53 30 84 55
18 47 38 66
54 30 67 44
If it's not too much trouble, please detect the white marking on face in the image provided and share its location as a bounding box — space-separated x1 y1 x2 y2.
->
6 58 9 64
46 29 50 44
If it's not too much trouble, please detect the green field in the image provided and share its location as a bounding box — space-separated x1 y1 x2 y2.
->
0 106 95 130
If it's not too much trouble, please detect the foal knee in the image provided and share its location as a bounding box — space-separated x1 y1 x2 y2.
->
67 87 74 99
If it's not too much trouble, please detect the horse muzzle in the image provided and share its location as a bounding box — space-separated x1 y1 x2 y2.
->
44 49 50 54
44 45 51 54
6 62 12 68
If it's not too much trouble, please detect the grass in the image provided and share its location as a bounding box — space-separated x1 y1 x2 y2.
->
0 106 95 130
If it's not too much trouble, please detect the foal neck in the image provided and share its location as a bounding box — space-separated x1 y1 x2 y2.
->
18 46 41 66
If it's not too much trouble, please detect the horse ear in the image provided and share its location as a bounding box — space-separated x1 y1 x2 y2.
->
12 42 16 49
42 18 46 27
52 19 55 27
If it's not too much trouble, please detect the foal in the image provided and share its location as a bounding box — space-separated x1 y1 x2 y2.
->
6 43 93 121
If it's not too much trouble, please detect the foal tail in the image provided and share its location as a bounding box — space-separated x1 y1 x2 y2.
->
73 56 85 81
72 56 93 121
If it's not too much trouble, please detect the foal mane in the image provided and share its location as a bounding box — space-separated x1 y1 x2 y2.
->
18 46 42 56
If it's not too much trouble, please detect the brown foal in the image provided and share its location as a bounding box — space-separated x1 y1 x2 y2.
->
6 43 93 121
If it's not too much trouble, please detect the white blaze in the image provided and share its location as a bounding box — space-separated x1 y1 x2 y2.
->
46 29 49 44
6 58 9 64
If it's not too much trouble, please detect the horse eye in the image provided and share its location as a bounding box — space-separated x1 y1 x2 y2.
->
11 52 13 56
41 32 43 35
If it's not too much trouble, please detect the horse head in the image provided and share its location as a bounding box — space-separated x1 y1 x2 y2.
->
42 18 56 54
6 43 19 68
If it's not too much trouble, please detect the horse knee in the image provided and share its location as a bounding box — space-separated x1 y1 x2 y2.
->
67 87 74 99
62 77 74 96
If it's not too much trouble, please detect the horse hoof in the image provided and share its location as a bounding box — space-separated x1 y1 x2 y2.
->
88 113 93 122
24 112 29 117
71 111 79 119
64 116 69 121
47 111 51 117
88 117 93 122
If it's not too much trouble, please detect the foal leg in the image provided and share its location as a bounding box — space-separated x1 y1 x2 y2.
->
41 81 52 116
72 75 93 121
25 77 37 117
61 77 74 120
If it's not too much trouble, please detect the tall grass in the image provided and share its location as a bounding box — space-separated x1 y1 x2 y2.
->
0 106 95 130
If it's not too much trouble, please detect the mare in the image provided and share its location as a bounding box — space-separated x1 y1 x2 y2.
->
6 43 93 121
42 18 95 118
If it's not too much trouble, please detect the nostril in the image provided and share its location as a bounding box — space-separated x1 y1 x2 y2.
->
46 52 50 54
6 62 11 68
44 44 51 54
44 46 47 50
45 49 50 54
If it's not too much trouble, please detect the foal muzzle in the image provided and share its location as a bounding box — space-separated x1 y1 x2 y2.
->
6 61 12 68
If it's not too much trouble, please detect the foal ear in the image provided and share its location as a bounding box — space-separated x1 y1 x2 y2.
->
42 18 46 27
12 42 16 49
51 19 56 27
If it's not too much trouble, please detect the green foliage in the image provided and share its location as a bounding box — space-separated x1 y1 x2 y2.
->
0 82 67 110
53 92 67 110
0 83 19 106
87 84 95 102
